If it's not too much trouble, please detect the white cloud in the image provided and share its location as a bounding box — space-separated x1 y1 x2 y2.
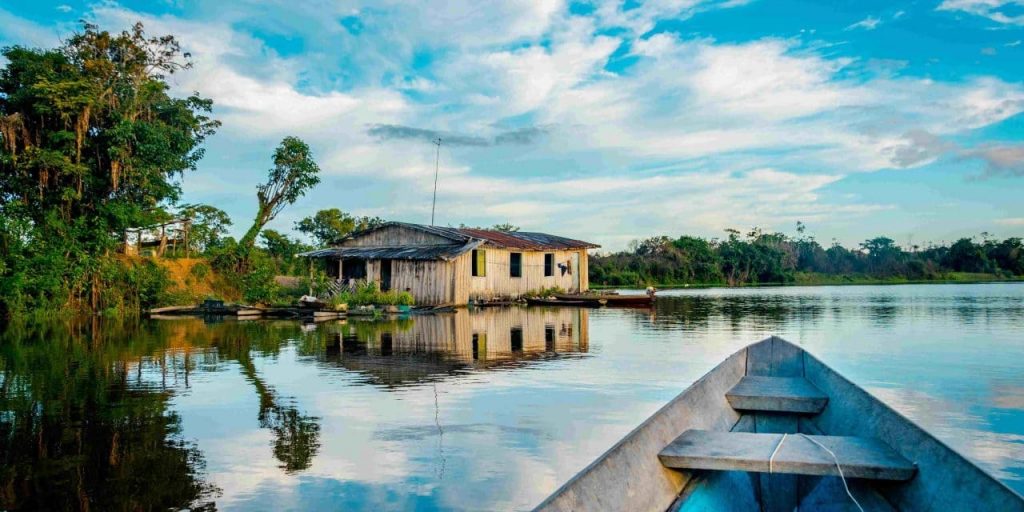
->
3 1 1022 248
846 16 882 31
995 218 1024 226
938 0 1024 25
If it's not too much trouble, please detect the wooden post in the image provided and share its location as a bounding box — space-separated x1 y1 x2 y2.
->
183 219 191 259
308 258 314 296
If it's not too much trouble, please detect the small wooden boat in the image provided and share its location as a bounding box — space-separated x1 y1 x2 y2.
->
554 293 654 307
535 336 1024 512
526 297 607 307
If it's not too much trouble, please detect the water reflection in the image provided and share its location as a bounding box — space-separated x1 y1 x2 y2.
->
321 308 589 387
0 307 591 510
1 284 1023 511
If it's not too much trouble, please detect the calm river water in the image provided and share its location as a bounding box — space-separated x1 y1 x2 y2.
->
1 283 1022 510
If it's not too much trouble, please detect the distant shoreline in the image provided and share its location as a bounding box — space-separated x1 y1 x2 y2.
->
592 273 1024 290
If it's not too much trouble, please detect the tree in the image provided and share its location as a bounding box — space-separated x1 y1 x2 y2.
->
945 238 989 273
295 208 383 246
0 22 219 313
492 222 520 232
239 136 321 253
179 203 231 252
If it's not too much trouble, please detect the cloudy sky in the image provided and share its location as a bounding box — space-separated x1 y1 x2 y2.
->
2 0 1023 250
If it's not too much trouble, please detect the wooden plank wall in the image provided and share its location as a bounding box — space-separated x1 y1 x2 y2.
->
340 225 453 247
469 248 590 300
364 259 457 305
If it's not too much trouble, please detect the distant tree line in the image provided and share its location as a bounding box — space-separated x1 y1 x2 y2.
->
590 224 1024 287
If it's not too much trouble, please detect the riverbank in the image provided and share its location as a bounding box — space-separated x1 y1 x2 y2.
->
591 272 1024 290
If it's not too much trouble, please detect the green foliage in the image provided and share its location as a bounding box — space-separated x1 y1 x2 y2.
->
295 208 384 246
333 281 416 306
0 22 219 316
190 261 211 279
527 286 566 297
239 136 321 252
240 252 278 304
591 226 1024 287
178 203 232 252
260 229 311 275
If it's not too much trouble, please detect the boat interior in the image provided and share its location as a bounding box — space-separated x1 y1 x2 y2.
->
535 337 1024 512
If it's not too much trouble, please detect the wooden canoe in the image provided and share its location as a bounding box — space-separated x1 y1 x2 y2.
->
554 293 654 307
535 336 1024 512
526 297 607 307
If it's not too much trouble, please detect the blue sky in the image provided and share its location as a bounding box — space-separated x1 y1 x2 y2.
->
1 0 1022 250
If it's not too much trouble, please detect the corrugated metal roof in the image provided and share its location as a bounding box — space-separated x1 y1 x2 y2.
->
318 221 599 255
456 228 600 250
299 241 480 261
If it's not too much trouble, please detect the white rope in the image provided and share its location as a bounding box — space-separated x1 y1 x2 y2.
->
797 434 865 512
768 433 787 474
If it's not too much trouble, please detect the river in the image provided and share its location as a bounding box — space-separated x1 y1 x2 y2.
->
0 283 1021 510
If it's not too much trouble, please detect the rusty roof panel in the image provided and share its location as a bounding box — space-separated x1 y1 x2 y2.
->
327 222 599 251
456 228 599 250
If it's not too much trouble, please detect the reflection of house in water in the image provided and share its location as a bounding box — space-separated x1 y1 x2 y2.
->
323 307 589 387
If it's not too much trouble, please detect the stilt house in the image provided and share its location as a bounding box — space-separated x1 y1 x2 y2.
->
301 222 599 306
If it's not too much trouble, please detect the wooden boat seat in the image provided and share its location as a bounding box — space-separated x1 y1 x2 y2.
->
726 376 828 414
659 430 916 480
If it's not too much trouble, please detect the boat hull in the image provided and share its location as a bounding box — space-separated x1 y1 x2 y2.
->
534 337 1024 512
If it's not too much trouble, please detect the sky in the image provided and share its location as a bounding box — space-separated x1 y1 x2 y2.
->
1 0 1022 251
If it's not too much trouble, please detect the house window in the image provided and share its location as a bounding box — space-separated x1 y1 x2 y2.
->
544 253 554 277
510 328 523 352
472 333 486 360
509 252 522 278
472 249 486 277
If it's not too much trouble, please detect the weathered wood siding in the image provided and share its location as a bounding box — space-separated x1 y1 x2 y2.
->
340 225 452 247
469 248 590 300
366 258 459 306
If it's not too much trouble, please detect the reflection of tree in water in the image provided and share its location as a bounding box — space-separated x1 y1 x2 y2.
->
0 319 218 511
236 349 321 473
214 324 321 473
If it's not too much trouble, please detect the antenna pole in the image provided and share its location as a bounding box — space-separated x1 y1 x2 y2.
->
431 137 441 226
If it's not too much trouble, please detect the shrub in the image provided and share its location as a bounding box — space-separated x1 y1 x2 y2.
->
190 261 211 280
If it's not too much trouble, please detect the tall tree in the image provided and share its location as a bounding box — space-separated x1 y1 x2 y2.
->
0 22 219 312
295 208 383 246
239 136 320 252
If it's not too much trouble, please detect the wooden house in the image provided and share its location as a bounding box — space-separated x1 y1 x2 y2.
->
301 222 599 305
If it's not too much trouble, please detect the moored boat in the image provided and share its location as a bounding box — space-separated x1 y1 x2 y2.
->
553 293 654 307
526 297 607 307
534 336 1024 512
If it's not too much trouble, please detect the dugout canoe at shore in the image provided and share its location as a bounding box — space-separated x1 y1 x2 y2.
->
526 297 607 307
534 336 1024 512
553 293 654 307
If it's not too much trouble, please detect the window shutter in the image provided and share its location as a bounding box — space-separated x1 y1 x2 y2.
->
476 249 487 277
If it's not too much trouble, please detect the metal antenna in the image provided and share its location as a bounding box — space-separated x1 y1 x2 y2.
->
431 137 441 226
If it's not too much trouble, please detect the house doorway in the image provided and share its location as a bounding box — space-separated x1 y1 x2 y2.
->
342 258 367 281
380 259 392 291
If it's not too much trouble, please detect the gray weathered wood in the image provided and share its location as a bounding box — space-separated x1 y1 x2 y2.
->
726 376 828 414
659 430 916 480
